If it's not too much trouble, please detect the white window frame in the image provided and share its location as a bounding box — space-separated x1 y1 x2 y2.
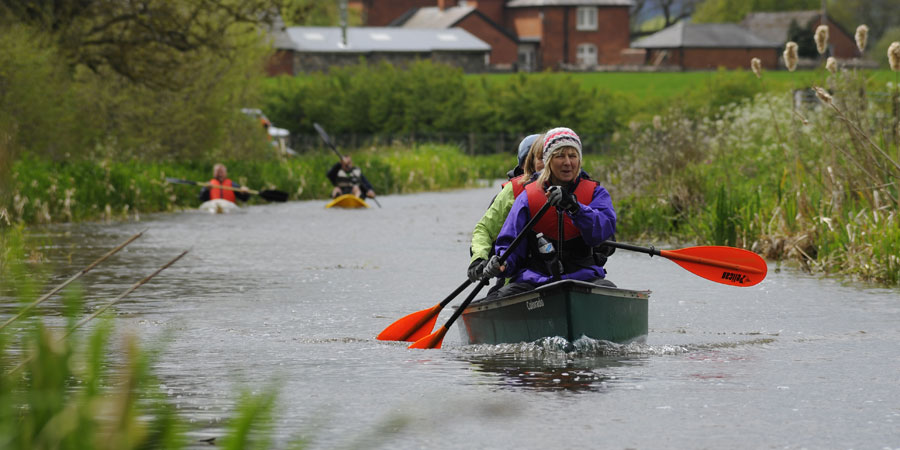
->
576 6 598 31
576 43 597 66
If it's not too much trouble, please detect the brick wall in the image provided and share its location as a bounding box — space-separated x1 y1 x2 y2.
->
810 18 859 59
363 0 435 26
266 50 295 76
458 14 517 66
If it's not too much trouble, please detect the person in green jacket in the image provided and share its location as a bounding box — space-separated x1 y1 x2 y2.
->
467 133 545 284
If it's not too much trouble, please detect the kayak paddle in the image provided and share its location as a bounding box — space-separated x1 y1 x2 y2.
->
408 200 554 349
376 279 472 342
165 178 288 202
313 122 382 208
602 241 767 287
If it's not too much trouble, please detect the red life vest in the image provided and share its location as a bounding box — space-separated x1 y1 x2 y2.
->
501 175 528 198
209 179 236 202
525 178 597 240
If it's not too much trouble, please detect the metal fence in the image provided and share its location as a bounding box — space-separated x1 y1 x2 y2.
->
289 131 625 156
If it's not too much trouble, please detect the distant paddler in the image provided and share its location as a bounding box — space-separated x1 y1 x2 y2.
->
199 163 251 204
327 156 377 201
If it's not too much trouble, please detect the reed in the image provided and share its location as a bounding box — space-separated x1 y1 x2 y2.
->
2 145 509 226
590 42 900 285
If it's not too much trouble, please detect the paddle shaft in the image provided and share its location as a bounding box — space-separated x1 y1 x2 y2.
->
601 241 765 275
6 249 189 377
0 230 145 331
428 201 554 336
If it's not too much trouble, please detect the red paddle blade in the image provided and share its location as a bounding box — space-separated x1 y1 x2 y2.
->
408 326 448 349
376 304 441 342
660 246 768 287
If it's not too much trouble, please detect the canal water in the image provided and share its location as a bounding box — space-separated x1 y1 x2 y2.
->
8 185 900 449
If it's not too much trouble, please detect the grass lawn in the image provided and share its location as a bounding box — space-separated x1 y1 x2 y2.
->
476 69 897 100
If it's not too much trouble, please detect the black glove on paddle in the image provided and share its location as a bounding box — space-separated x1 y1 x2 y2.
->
467 258 486 282
482 255 504 280
546 185 580 216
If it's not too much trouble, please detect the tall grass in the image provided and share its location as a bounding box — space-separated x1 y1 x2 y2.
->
2 145 509 225
591 60 900 285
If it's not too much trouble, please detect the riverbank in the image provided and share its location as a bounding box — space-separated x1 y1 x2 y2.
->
1 145 509 225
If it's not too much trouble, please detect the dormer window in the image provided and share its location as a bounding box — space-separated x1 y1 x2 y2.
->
576 6 598 31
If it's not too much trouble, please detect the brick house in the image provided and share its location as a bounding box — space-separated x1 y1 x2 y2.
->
351 0 634 71
632 22 782 70
391 6 520 69
741 11 859 60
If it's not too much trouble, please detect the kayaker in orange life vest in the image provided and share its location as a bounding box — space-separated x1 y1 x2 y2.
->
481 127 617 301
327 156 376 200
198 164 251 203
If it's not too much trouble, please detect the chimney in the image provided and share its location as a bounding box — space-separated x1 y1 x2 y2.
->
438 0 449 11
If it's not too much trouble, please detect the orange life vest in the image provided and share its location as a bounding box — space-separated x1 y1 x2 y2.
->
209 179 236 202
501 175 528 198
525 178 597 240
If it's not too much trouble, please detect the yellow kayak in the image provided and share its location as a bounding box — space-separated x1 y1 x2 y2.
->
325 194 370 209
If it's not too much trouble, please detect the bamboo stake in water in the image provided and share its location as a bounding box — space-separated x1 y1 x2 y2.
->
0 229 146 331
6 249 189 377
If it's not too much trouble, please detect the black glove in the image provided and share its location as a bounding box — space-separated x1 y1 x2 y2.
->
482 255 504 280
559 193 580 215
547 186 579 215
467 258 486 282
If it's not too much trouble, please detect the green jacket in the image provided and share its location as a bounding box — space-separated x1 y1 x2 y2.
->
470 182 516 263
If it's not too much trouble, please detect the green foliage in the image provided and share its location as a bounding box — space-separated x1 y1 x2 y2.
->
281 0 362 26
827 0 900 48
692 0 821 23
0 10 275 163
263 62 630 143
0 25 93 162
2 145 509 225
872 27 900 68
0 0 280 91
679 68 764 118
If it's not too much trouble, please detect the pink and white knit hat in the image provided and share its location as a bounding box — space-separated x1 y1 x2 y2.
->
541 127 582 164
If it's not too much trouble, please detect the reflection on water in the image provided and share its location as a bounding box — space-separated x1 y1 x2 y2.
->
463 352 632 393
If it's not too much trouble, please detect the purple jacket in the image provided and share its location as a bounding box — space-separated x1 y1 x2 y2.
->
493 177 616 285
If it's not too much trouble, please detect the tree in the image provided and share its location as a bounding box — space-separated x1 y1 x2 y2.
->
631 0 700 37
0 0 281 90
692 0 820 23
281 0 362 27
827 0 900 49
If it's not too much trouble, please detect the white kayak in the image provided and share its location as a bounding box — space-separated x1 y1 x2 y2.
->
199 199 239 214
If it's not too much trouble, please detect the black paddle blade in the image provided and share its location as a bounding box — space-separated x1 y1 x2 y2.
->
313 123 332 146
260 190 289 202
165 177 198 186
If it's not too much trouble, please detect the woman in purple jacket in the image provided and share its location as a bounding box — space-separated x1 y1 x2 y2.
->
481 127 617 300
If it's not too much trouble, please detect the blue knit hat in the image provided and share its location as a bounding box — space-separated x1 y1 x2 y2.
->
517 134 541 168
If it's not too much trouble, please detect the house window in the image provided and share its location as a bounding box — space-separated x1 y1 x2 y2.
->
576 43 597 66
576 7 597 31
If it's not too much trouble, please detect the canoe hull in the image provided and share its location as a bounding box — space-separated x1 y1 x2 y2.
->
325 194 370 209
458 280 649 345
199 199 238 214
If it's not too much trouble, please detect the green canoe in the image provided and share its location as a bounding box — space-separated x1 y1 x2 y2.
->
457 280 650 346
